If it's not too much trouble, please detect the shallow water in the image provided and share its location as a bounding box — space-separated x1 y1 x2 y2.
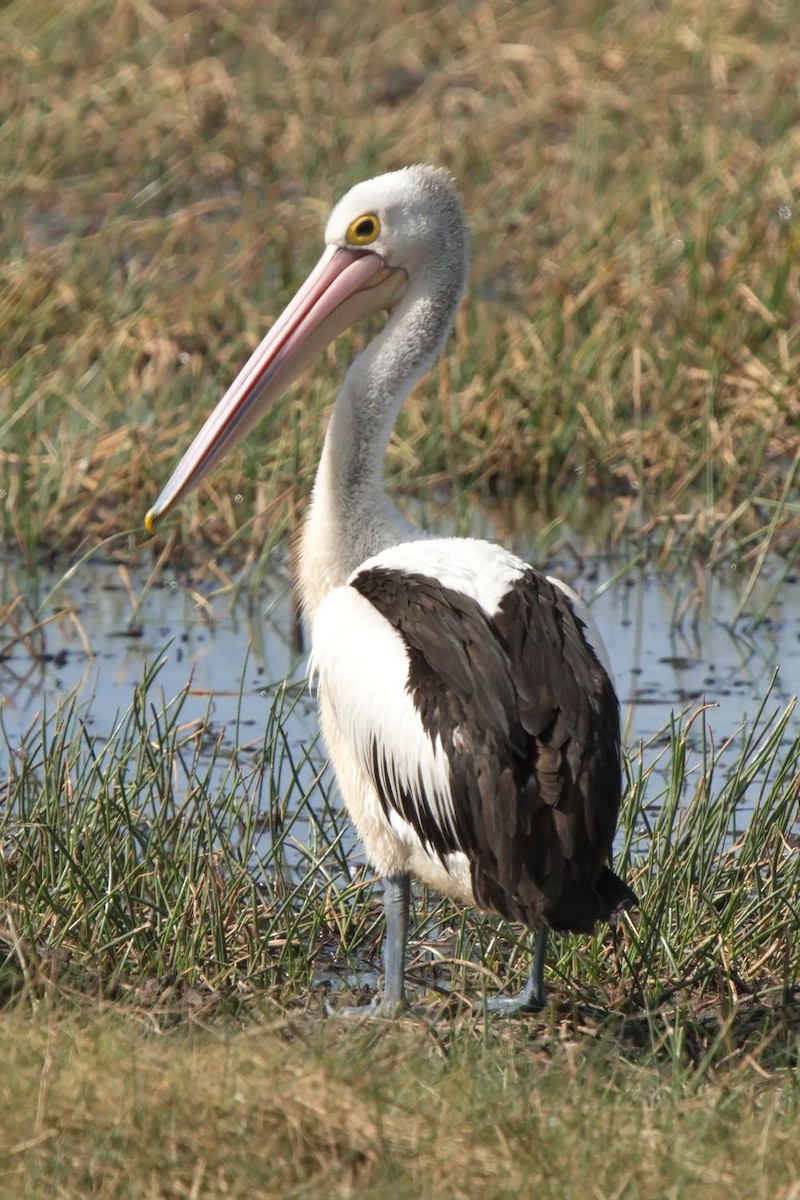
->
1 549 798 840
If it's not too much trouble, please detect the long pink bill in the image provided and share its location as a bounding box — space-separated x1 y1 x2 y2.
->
146 244 398 531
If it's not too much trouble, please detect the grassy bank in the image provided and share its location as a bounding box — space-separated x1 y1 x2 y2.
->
3 661 799 1023
1 665 800 1195
2 0 799 568
2 1009 800 1199
3 1 800 1192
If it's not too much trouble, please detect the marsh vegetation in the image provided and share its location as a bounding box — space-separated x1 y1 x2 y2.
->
2 0 800 1194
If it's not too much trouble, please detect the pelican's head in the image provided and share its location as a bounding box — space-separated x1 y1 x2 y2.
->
325 165 467 280
145 166 466 531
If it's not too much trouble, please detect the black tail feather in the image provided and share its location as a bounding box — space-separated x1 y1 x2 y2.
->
596 865 638 921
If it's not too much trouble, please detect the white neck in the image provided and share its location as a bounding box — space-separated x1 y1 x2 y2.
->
298 258 464 623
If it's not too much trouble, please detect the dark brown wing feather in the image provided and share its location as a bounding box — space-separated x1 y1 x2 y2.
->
351 565 637 933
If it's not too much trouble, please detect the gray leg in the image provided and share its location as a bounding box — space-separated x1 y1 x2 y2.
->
329 873 410 1018
381 873 410 1012
485 927 548 1016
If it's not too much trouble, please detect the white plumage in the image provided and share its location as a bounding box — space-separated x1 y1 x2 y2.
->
311 582 461 859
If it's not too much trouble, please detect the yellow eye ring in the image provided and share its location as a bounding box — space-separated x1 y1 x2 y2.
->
346 213 381 245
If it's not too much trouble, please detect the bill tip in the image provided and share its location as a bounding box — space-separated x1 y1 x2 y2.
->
144 508 156 534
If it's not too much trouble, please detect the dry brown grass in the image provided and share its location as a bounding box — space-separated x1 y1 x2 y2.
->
1 658 798 1197
3 10 800 1191
1 0 798 566
2 1007 800 1199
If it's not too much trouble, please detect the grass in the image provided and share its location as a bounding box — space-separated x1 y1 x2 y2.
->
1 663 800 1195
2 1011 800 1199
1 0 799 570
2 0 800 1193
2 652 799 1029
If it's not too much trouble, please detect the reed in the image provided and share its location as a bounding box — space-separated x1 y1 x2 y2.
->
1 666 799 1196
2 662 798 1056
3 1 800 1192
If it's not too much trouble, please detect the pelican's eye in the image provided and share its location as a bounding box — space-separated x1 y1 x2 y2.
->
346 213 381 245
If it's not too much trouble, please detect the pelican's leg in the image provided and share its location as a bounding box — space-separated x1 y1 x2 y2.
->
330 873 410 1018
485 927 548 1016
380 873 411 1012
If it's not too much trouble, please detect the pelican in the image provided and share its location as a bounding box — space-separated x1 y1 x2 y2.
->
146 165 636 1015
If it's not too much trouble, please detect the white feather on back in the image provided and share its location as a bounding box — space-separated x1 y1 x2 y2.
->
354 537 527 616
